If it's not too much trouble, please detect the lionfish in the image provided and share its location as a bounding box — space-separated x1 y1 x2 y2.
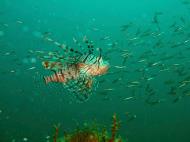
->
40 34 109 102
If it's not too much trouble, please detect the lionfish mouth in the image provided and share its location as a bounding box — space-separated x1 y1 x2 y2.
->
40 35 109 102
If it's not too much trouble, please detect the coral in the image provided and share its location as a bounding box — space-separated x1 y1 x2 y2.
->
53 124 60 142
69 130 99 142
52 114 124 142
108 113 119 142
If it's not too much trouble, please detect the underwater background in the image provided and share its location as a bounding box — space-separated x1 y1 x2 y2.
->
0 0 190 141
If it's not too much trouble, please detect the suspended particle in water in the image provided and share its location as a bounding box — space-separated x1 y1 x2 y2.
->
32 31 43 38
22 137 28 142
11 139 16 142
30 57 37 63
0 31 4 37
22 26 29 32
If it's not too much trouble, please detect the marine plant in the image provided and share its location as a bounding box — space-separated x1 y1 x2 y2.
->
52 114 124 142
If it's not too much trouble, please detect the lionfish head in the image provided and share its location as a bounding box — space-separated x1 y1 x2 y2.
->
79 57 109 76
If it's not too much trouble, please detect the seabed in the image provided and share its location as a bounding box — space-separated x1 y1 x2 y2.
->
52 114 126 142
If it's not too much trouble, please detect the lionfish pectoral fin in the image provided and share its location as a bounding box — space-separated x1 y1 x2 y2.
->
77 63 85 69
86 79 93 88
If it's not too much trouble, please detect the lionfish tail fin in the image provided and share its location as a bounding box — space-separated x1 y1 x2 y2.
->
43 76 50 84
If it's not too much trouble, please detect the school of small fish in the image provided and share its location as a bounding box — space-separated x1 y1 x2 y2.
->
1 1 190 106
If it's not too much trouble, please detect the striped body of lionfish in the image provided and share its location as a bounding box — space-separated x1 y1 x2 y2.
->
40 34 109 102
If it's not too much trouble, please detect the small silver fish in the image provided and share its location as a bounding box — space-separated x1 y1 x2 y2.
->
27 67 36 70
123 96 134 101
